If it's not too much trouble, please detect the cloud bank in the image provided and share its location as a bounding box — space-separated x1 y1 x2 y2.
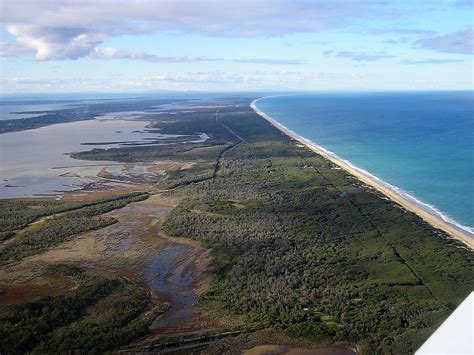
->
1 70 378 92
335 51 395 62
1 0 389 60
400 59 465 65
415 29 473 54
89 47 304 65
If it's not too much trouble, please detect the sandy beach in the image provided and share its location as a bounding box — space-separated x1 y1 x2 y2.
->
251 99 474 250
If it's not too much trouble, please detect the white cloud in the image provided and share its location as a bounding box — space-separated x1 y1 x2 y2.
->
1 0 390 60
89 47 210 63
89 47 304 64
0 70 379 92
414 28 474 54
0 38 33 58
7 24 107 60
334 51 395 62
400 58 465 64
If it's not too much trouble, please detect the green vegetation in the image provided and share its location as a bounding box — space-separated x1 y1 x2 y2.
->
64 101 473 353
151 104 473 354
0 192 147 233
1 99 472 354
71 107 239 163
0 265 154 354
0 192 149 264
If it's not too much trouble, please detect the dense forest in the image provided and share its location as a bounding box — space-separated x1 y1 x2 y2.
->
0 99 472 354
154 104 473 354
0 265 156 353
73 101 473 353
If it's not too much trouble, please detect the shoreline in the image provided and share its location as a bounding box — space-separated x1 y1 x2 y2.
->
250 98 474 250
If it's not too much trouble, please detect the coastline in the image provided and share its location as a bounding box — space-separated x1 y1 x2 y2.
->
250 98 474 250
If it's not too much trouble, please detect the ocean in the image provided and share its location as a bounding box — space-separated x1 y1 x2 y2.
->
255 91 474 234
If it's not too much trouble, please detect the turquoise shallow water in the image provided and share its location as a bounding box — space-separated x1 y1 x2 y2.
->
255 92 474 233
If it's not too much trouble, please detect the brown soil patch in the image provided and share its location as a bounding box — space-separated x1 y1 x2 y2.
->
0 193 236 338
176 330 357 355
244 345 356 355
0 274 77 306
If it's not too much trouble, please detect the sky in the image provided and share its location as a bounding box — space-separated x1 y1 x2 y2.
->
0 0 473 93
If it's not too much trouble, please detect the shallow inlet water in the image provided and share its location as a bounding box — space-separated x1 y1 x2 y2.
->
146 244 197 330
81 197 200 331
0 118 206 198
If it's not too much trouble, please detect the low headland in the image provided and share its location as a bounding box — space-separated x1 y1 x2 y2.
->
251 98 474 250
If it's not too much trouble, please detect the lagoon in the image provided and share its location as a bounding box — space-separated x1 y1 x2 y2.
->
0 118 191 198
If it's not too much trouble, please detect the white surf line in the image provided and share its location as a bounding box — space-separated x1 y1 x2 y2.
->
251 97 474 249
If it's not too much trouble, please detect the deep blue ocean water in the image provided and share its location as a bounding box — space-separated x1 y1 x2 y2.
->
255 92 474 233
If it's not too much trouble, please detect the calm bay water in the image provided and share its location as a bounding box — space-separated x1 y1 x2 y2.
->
0 118 194 198
0 119 156 197
255 92 474 232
